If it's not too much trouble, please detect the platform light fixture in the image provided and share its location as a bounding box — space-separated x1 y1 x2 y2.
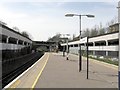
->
65 13 95 72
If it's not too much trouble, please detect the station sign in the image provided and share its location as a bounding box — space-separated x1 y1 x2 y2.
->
80 37 87 43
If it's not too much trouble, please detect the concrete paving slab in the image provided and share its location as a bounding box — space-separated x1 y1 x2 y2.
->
35 52 118 88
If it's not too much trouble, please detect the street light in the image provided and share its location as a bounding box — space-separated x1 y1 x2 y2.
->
117 2 120 90
65 13 95 72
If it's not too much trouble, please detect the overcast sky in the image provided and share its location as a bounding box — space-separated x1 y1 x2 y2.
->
0 1 118 41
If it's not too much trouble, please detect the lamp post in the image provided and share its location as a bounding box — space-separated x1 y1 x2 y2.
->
65 14 95 72
117 1 120 90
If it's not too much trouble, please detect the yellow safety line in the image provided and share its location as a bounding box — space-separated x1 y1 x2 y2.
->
31 53 49 89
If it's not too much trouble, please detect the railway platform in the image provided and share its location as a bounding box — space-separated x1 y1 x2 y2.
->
4 52 118 89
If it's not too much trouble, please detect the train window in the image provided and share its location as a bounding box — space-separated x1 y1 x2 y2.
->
0 34 2 43
24 42 27 45
1 34 7 43
0 34 2 42
108 39 119 46
95 41 106 46
8 37 17 44
88 43 93 46
18 40 23 45
74 44 78 47
81 44 84 46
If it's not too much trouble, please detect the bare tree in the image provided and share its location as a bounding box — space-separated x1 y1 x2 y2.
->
106 16 118 33
47 33 61 42
98 22 105 35
90 25 99 37
0 21 7 25
114 16 118 23
82 28 90 38
12 26 20 32
21 31 30 38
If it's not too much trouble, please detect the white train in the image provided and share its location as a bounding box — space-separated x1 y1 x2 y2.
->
0 23 32 50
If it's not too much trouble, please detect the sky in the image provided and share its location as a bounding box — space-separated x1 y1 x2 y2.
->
0 1 118 41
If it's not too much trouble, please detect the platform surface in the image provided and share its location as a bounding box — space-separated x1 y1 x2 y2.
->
5 52 118 89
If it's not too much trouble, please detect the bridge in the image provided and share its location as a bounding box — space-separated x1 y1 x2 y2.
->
33 41 57 52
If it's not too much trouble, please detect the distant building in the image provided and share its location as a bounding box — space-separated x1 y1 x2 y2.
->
61 25 119 59
109 23 119 33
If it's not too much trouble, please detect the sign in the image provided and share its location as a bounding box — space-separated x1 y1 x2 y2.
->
80 37 87 44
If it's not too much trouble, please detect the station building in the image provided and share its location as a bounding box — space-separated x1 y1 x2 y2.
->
61 23 119 59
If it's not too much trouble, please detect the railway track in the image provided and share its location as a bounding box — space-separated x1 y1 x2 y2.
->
2 52 44 88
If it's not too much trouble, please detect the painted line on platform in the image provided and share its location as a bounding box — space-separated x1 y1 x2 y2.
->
3 53 46 89
31 53 49 89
